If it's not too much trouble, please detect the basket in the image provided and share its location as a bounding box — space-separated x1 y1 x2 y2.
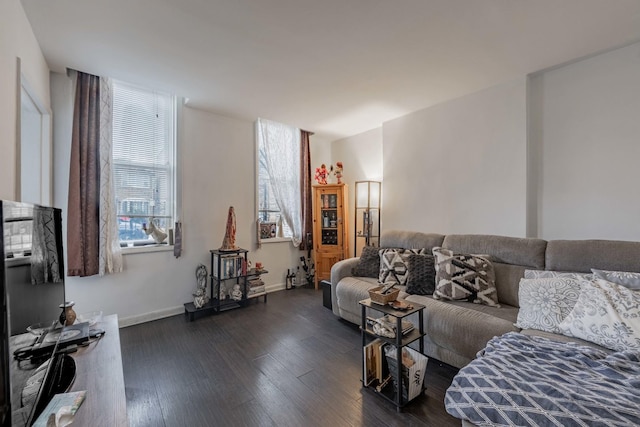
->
368 286 399 305
384 345 428 402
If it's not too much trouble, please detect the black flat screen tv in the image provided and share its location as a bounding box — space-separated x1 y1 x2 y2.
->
0 201 76 427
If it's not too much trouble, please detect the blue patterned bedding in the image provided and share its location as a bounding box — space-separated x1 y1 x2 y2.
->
445 332 640 426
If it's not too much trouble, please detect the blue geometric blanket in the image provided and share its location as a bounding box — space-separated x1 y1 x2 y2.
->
445 332 640 426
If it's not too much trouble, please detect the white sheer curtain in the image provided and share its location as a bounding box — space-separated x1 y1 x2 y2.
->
98 77 123 275
256 118 302 246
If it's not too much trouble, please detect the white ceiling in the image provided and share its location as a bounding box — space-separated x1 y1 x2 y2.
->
21 0 640 140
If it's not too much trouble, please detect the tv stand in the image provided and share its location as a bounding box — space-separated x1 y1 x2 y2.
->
66 314 127 426
10 315 126 426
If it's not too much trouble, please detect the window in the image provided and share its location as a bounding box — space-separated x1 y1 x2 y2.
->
112 81 176 245
257 140 293 238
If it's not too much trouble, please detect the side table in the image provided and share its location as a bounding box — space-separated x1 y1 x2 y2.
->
359 298 426 411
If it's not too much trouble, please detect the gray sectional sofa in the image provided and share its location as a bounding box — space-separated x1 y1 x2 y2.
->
331 230 640 368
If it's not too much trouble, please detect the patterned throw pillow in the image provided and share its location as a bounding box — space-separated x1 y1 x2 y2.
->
524 270 593 280
591 269 640 290
405 254 436 295
352 246 382 278
515 277 582 333
558 278 640 352
378 248 427 286
432 247 499 307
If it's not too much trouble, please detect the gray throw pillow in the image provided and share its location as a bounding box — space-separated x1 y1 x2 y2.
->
591 269 640 290
405 254 436 295
352 246 381 278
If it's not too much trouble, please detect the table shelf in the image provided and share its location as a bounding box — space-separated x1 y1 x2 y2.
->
360 298 426 411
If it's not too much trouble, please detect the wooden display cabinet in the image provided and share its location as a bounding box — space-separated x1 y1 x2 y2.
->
313 184 349 289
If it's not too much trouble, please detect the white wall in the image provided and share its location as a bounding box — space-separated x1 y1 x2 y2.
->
381 78 528 237
330 128 383 256
51 73 301 326
0 0 50 199
530 42 640 241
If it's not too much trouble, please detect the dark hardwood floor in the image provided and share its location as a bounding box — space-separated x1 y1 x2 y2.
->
120 287 461 427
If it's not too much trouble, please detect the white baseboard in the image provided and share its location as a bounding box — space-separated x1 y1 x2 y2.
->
119 283 287 328
119 306 184 328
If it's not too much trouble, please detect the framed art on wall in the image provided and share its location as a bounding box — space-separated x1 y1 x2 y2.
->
259 222 276 239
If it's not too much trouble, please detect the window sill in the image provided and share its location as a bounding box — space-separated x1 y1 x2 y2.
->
121 244 174 255
260 237 291 244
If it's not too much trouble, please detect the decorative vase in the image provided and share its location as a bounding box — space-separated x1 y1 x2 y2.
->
59 301 76 326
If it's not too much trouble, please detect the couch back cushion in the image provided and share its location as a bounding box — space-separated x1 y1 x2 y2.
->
546 239 640 273
381 230 445 250
442 234 547 307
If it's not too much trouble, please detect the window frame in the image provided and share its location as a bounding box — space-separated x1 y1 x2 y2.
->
111 80 178 252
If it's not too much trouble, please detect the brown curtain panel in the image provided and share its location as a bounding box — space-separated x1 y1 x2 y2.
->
67 72 101 277
300 130 313 251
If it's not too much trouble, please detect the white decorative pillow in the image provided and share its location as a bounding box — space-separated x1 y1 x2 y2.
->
524 270 593 280
591 269 640 290
432 247 499 307
515 277 582 333
378 248 427 286
558 278 640 352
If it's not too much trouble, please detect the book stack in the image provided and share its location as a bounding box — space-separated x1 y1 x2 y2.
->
248 277 265 296
363 339 386 386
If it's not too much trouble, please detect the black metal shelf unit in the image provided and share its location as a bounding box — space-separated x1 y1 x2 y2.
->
359 298 425 411
184 248 267 321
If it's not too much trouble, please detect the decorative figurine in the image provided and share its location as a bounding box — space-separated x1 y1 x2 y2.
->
314 164 329 185
193 264 209 308
231 284 242 301
334 161 343 184
143 218 168 243
219 206 238 251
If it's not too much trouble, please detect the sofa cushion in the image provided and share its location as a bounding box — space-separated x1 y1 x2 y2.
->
558 278 640 352
405 294 519 363
591 269 640 290
432 248 499 307
352 246 382 278
546 239 640 273
493 262 526 307
380 230 445 251
442 234 547 269
335 276 380 324
379 248 427 286
405 253 436 295
515 277 581 333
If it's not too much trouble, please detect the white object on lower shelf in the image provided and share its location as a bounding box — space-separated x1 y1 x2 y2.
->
384 345 428 401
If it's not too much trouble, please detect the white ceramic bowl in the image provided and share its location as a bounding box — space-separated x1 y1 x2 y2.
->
77 311 103 326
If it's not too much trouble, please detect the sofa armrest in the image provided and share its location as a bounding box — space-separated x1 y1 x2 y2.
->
330 257 361 317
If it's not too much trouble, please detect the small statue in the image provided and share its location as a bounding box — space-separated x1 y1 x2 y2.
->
314 164 328 185
193 264 209 308
143 218 167 243
220 206 238 251
231 284 242 301
334 161 343 184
